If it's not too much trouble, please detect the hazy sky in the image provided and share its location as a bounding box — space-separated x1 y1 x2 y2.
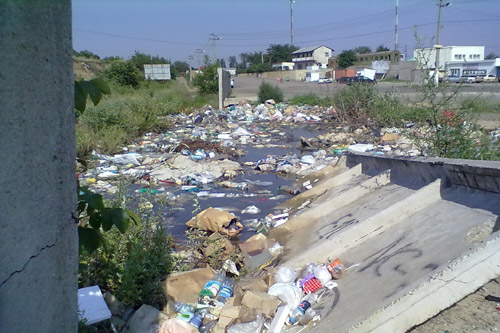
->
72 0 500 65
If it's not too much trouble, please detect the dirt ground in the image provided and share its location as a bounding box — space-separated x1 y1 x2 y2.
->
409 276 500 333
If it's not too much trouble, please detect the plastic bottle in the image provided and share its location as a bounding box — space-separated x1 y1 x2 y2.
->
298 307 320 325
199 272 225 304
173 302 195 322
188 312 203 329
216 277 235 304
288 300 311 325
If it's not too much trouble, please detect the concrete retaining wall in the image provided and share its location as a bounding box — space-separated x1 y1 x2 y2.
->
346 152 500 194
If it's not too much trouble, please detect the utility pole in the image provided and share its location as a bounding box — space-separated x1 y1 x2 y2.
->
195 48 204 68
394 0 399 51
209 34 220 64
434 0 451 85
290 0 295 45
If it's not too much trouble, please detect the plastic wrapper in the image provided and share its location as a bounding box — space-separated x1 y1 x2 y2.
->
227 312 265 333
274 266 299 284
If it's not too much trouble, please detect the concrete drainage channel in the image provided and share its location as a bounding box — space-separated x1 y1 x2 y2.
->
79 104 500 332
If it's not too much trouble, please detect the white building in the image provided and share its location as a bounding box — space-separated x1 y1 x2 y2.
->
414 46 485 71
292 46 334 70
446 58 500 78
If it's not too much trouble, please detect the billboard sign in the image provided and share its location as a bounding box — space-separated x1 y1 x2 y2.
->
144 64 171 80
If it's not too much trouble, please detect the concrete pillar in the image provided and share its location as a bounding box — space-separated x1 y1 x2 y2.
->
0 1 77 332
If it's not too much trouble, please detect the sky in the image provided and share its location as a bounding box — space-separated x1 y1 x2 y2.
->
72 0 500 65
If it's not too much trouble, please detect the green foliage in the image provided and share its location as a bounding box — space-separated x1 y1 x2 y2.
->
485 52 499 60
376 44 390 52
228 55 238 68
102 56 122 62
258 82 284 103
246 63 273 73
171 61 190 77
76 80 213 157
353 46 372 54
79 189 172 309
105 62 142 87
193 62 219 94
266 44 299 63
129 51 169 71
74 50 100 59
332 83 377 127
460 97 500 114
78 187 139 253
289 93 331 107
337 50 357 68
75 78 111 114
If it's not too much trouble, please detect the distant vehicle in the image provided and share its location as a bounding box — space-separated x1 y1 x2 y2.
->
347 76 376 85
476 74 497 83
459 76 475 83
318 78 332 84
337 76 352 84
445 76 461 83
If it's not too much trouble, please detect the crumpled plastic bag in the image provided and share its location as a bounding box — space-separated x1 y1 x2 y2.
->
274 266 299 284
313 265 332 285
227 312 264 333
158 318 195 333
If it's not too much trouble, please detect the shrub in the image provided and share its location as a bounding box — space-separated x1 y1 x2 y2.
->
289 93 331 107
105 62 142 87
258 82 284 103
193 63 219 94
331 83 376 128
79 191 173 309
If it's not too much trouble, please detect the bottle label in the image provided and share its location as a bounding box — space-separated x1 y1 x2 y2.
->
205 280 222 297
297 301 311 315
218 285 233 298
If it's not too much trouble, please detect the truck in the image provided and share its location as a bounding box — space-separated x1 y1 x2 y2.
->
331 69 356 82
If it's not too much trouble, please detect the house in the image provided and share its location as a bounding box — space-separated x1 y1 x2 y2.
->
292 46 334 70
272 62 295 71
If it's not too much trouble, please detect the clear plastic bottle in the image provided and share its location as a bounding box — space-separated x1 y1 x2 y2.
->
298 307 320 325
288 300 311 325
199 272 225 304
216 277 235 304
173 302 194 322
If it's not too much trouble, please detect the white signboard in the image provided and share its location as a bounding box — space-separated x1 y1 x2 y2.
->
144 64 171 80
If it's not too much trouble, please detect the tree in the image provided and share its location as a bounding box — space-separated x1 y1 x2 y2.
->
485 52 499 60
73 49 100 59
129 51 169 71
376 44 390 52
353 46 372 54
171 61 190 77
266 44 299 64
217 58 226 68
105 62 142 87
103 56 122 62
193 61 219 94
337 50 357 68
228 55 238 68
246 63 273 73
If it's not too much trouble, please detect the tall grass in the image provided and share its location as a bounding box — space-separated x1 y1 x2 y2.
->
76 80 216 157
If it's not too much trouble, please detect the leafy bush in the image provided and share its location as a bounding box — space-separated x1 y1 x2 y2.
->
289 93 331 107
460 97 500 114
193 63 219 94
105 62 142 87
258 82 284 103
79 191 173 309
74 50 100 59
332 83 376 128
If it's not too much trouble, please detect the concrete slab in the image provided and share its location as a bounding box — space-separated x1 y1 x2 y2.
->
273 154 500 332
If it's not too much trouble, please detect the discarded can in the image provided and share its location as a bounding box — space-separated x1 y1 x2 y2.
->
327 258 346 279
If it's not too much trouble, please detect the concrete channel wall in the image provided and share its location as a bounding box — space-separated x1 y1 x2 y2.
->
347 152 500 194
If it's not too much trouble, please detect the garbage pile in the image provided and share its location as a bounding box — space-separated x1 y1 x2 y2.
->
158 250 349 333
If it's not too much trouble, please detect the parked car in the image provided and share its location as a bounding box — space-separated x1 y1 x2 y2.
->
347 76 376 85
318 78 332 84
476 74 497 83
337 76 352 84
459 76 475 83
444 76 461 83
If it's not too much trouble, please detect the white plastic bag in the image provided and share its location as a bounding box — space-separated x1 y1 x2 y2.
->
274 266 299 284
313 265 332 285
